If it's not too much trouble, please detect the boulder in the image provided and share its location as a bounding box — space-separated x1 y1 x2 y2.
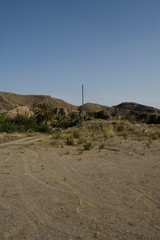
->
7 106 34 118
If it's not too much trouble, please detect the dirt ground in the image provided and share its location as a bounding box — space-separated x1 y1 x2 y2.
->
0 134 160 239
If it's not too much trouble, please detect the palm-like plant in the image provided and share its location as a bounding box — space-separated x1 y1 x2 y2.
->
52 114 67 129
35 103 53 124
68 112 82 126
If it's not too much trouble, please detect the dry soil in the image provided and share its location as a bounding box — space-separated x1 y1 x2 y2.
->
0 135 160 239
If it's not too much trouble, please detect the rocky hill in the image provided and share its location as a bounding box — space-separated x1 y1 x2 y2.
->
0 92 76 112
112 102 160 123
78 102 160 123
78 103 110 112
113 102 160 114
0 91 159 123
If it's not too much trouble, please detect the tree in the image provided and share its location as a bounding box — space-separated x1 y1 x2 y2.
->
52 114 67 129
35 103 53 124
68 112 82 127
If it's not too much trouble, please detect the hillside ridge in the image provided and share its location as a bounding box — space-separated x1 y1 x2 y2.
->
0 91 76 111
0 91 160 123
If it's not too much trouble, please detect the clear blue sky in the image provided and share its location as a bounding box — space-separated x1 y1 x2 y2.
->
0 0 160 108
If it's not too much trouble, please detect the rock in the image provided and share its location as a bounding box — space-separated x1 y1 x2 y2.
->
7 106 34 118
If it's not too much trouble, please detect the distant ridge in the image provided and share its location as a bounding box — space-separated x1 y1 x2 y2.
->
78 103 110 112
113 102 159 113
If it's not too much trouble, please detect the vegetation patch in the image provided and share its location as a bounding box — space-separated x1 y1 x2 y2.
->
65 136 75 146
83 141 93 150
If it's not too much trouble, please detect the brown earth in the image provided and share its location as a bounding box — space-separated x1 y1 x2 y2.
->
0 132 160 239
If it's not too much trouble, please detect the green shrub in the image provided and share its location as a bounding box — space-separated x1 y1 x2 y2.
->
83 141 93 150
68 113 82 127
13 115 38 132
0 113 7 123
37 124 53 134
0 113 55 134
65 136 74 146
0 120 18 133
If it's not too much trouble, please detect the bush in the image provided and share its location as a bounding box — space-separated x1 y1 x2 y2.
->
0 113 7 123
0 114 53 133
68 113 82 127
0 120 18 133
83 141 93 150
37 124 53 134
65 136 74 145
13 115 38 132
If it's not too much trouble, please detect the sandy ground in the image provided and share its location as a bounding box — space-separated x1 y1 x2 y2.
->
0 134 160 239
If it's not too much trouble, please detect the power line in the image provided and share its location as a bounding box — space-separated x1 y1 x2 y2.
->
84 89 99 104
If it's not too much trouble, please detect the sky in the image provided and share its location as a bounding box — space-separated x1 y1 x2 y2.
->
0 0 160 108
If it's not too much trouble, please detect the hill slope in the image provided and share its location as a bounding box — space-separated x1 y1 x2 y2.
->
0 91 160 123
0 92 76 111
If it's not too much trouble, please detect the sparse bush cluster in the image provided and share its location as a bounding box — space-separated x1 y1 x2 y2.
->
83 141 93 150
56 119 117 151
49 118 160 152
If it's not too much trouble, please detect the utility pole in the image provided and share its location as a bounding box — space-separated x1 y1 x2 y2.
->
82 84 84 121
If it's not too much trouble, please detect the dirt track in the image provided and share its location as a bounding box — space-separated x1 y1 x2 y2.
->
0 135 160 239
